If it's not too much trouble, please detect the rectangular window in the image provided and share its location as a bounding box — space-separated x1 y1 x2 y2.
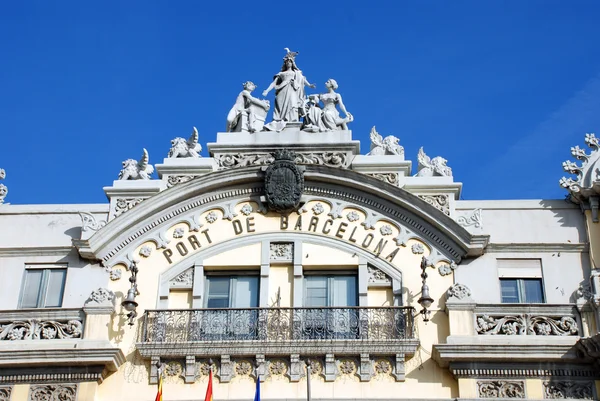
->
20 266 67 308
500 278 544 303
304 275 357 307
205 276 259 308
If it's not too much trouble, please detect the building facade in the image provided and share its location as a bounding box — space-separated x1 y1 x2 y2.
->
0 52 597 401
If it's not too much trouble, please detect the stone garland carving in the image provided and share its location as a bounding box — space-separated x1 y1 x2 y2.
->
270 243 293 261
456 208 483 229
415 147 452 177
476 314 578 336
79 211 107 232
366 126 404 156
215 151 352 170
418 194 450 216
118 148 154 180
543 380 594 399
368 265 392 285
114 197 144 218
168 127 202 158
0 386 11 401
477 380 525 398
0 168 7 205
366 172 399 186
170 268 194 288
29 384 77 401
166 175 201 188
447 283 472 301
0 319 82 340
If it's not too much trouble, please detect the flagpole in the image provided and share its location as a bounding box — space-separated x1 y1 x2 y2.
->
306 359 312 401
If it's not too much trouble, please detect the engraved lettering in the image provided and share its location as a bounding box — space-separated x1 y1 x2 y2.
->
163 249 174 264
308 216 319 232
280 215 288 230
188 234 200 250
232 220 243 235
348 226 358 242
176 242 189 256
246 217 256 233
201 229 212 243
385 248 400 262
294 216 303 231
373 239 388 256
336 222 348 238
322 219 333 234
362 233 374 248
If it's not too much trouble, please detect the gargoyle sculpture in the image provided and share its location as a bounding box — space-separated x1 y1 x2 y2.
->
415 147 452 177
366 126 404 156
168 127 202 158
118 149 154 180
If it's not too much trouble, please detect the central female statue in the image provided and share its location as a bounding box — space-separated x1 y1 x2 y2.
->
263 51 315 123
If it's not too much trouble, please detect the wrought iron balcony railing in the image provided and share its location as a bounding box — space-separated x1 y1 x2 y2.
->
140 307 415 344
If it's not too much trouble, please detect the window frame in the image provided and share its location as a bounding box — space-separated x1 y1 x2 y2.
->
500 277 545 304
203 272 260 309
19 264 67 309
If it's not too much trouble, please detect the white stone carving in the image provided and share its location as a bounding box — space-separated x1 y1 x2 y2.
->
418 194 450 215
29 384 77 401
114 198 144 218
415 147 452 177
368 265 391 285
139 245 152 258
411 243 425 254
543 380 593 399
302 79 353 132
0 320 82 340
215 151 352 170
0 168 7 205
312 202 325 215
476 314 578 336
235 360 253 376
380 224 393 236
170 268 194 287
118 148 154 180
346 211 360 222
173 227 185 238
269 359 287 376
109 268 122 281
270 243 293 261
457 208 483 228
79 212 107 232
226 82 270 133
477 380 525 398
366 172 399 186
205 211 218 224
438 262 457 276
447 283 472 301
168 127 202 158
366 126 404 156
87 288 115 305
339 359 357 375
166 174 201 188
240 204 253 216
0 386 11 401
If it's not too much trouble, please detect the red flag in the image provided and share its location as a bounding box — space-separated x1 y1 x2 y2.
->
205 369 213 401
155 376 163 401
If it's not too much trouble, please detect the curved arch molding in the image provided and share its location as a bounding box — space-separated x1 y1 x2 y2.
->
75 165 488 267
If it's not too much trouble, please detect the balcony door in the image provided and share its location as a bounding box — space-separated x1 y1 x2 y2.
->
202 275 259 339
303 275 358 339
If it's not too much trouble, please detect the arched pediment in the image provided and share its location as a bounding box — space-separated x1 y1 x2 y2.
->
76 165 488 268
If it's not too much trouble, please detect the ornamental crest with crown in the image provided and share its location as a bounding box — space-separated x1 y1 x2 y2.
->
264 148 304 213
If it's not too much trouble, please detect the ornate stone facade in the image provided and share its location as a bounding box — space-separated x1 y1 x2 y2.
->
477 380 525 398
29 384 77 401
418 194 450 215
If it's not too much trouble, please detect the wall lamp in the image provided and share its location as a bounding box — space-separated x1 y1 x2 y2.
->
417 256 434 322
121 261 139 326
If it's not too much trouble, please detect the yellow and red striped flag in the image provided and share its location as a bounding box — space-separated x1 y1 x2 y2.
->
155 375 163 401
205 369 213 401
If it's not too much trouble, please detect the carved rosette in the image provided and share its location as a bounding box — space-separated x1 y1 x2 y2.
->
0 319 82 340
418 194 450 216
163 361 185 384
447 283 472 301
235 360 253 376
478 381 525 398
543 380 594 399
29 384 77 401
114 197 144 218
338 359 357 375
264 150 304 213
373 359 392 375
269 359 288 376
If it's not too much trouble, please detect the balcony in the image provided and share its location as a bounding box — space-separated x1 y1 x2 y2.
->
137 306 418 358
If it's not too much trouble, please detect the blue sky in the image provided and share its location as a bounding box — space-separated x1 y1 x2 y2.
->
1 1 599 204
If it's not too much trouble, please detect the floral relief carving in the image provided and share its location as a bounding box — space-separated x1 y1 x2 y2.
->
0 386 11 401
166 175 201 188
0 168 7 205
346 211 360 222
163 361 184 384
476 314 578 336
418 194 450 216
456 208 483 229
269 360 287 376
373 359 392 375
139 245 153 258
447 283 472 300
109 268 122 281
339 359 357 375
88 287 115 304
270 243 293 261
411 243 425 254
0 319 82 340
114 198 144 218
195 361 213 378
312 202 325 215
235 360 253 376
173 227 185 238
367 265 391 285
438 262 456 276
478 380 525 398
29 384 77 401
170 268 194 287
240 204 253 216
309 359 323 375
215 151 352 170
366 172 399 186
379 224 393 236
205 211 218 224
543 380 594 399
79 212 107 232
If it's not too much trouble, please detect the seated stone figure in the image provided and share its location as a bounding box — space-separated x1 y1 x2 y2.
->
226 81 270 133
302 79 353 132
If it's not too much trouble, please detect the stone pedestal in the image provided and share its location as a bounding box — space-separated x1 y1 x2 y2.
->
103 180 165 221
155 157 217 188
403 176 462 217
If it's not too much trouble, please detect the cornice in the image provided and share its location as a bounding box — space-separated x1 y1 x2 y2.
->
485 242 588 253
0 246 74 258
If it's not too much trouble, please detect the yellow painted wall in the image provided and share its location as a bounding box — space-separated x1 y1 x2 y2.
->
168 290 192 309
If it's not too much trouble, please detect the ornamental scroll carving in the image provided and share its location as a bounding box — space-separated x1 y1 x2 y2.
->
29 384 77 401
456 208 483 229
418 194 450 216
216 151 352 170
114 197 145 218
79 212 107 232
543 380 594 399
270 243 293 261
476 314 578 336
477 381 525 398
447 283 472 301
167 175 201 188
368 265 391 285
366 172 399 186
170 268 194 288
0 386 11 401
0 319 82 340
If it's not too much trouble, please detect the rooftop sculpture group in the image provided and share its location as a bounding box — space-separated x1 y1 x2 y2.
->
226 48 353 133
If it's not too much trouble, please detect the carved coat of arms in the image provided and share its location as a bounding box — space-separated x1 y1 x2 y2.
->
264 150 304 213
